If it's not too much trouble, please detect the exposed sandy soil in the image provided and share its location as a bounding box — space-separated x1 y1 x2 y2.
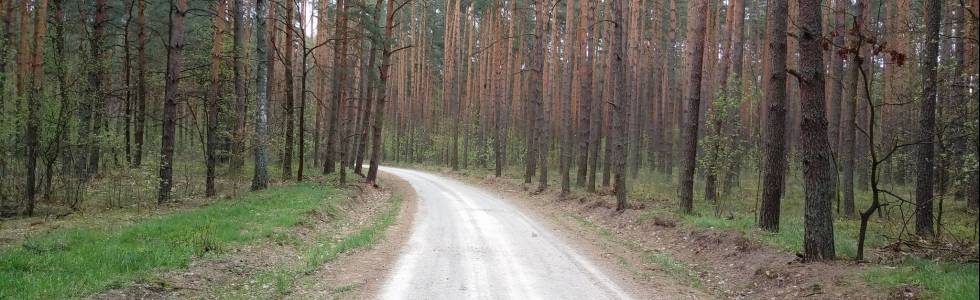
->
432 169 890 299
91 173 415 299
376 167 679 299
288 172 418 299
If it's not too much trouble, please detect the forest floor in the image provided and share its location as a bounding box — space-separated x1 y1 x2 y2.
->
0 172 413 299
400 163 979 299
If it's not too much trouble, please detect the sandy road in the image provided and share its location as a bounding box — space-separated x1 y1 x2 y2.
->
377 167 634 300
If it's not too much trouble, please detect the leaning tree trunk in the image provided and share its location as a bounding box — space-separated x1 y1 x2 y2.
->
678 0 708 214
798 0 836 261
159 0 187 203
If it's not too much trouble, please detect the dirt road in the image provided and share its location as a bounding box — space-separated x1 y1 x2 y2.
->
378 167 634 300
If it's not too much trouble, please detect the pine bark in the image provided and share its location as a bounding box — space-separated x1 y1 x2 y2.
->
758 0 788 231
132 0 147 168
206 0 227 197
575 0 595 187
826 0 846 156
24 0 49 216
915 0 942 237
325 0 349 175
252 0 271 190
611 0 627 210
798 0 836 261
367 0 398 185
230 0 247 172
678 0 708 214
282 0 295 180
559 0 577 196
159 0 188 203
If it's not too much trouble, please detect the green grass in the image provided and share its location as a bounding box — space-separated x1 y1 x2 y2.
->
225 194 403 298
0 183 338 299
866 258 979 300
301 195 402 273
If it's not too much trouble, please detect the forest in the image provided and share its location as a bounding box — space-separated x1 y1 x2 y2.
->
0 0 978 298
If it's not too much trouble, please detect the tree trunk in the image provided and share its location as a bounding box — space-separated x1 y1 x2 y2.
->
355 0 380 177
535 0 550 192
206 0 227 197
282 0 295 180
325 0 348 175
826 0 845 156
798 0 836 261
132 0 147 168
24 0 49 216
757 0 788 231
230 0 247 172
559 0 576 196
159 0 188 203
575 0 595 187
252 0 271 190
839 0 864 217
915 0 941 237
367 0 398 185
77 0 107 180
611 0 628 211
678 0 708 214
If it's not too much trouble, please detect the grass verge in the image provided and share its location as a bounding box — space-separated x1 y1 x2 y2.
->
0 183 337 299
221 194 403 298
866 258 979 300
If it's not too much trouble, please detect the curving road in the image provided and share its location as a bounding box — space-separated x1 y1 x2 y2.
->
378 167 634 300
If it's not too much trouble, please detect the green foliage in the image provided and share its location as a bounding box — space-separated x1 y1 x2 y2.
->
697 84 745 181
0 183 336 299
221 194 403 298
